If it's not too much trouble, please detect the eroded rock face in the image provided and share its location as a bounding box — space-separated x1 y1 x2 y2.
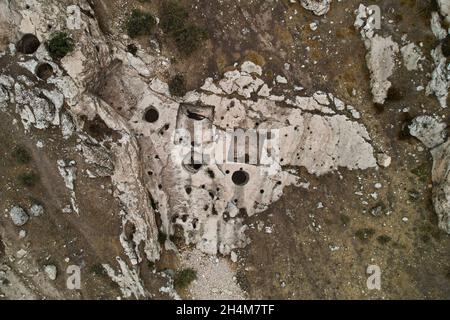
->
103 61 377 256
427 6 450 108
410 116 450 234
0 0 378 265
431 140 450 233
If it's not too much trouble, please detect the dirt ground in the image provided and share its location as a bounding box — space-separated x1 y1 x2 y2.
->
1 0 449 299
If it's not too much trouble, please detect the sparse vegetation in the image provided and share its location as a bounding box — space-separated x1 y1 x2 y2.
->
377 235 392 245
12 146 31 164
168 74 187 97
160 1 188 33
160 1 208 56
18 171 40 187
411 163 429 183
340 214 350 226
126 9 156 38
173 25 208 56
355 228 375 241
90 264 107 277
47 32 74 60
174 268 197 289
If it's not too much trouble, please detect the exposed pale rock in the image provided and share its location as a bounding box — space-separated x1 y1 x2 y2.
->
376 153 392 168
19 230 26 239
427 6 450 108
103 257 147 299
0 1 380 263
0 84 8 111
240 61 262 76
431 140 450 233
409 115 447 148
410 115 450 234
81 140 114 178
276 75 288 84
44 265 57 281
16 249 27 259
30 203 44 217
437 0 450 23
300 0 332 16
364 35 399 105
401 42 424 71
355 5 399 105
57 160 78 214
427 46 449 109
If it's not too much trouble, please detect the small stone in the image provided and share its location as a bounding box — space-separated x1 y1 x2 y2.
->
275 75 288 84
19 230 26 239
310 22 318 31
402 217 409 222
30 203 44 217
16 249 27 259
9 206 29 226
370 203 385 217
374 183 382 189
44 265 57 280
408 190 420 201
376 153 392 168
230 251 238 263
329 245 340 251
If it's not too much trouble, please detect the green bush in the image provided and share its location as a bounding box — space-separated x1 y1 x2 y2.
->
168 74 187 97
160 1 188 33
18 172 40 187
173 25 208 56
127 9 156 38
12 146 31 164
174 268 197 289
47 32 74 60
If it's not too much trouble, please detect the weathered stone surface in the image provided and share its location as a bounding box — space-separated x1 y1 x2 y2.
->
0 0 380 262
427 6 450 108
44 265 57 281
410 115 450 234
300 0 332 16
9 206 29 227
409 115 447 149
355 4 399 105
30 203 44 217
431 140 450 234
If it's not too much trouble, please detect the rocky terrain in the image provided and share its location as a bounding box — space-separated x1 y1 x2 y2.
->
0 0 449 300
